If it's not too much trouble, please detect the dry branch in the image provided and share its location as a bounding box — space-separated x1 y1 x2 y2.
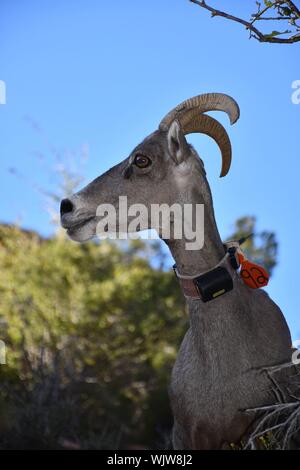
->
190 0 300 44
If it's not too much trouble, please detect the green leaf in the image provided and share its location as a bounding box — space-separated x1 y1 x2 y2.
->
281 7 292 16
264 29 291 38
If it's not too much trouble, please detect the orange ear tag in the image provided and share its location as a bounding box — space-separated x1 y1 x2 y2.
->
237 253 269 289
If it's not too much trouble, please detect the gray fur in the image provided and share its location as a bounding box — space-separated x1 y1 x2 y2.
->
60 120 294 449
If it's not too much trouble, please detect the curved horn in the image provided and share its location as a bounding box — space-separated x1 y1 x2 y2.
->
181 114 232 177
159 93 239 177
159 93 240 130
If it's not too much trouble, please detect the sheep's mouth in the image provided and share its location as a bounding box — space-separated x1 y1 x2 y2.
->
66 216 95 231
65 216 97 241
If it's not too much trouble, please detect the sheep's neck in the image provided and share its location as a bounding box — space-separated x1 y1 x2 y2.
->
167 223 224 276
166 182 225 276
165 181 243 356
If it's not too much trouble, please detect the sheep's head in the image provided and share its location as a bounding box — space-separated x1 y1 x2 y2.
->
60 93 239 242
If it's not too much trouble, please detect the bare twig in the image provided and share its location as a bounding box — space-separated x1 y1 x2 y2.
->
252 15 297 20
244 361 300 449
189 0 300 43
286 0 300 17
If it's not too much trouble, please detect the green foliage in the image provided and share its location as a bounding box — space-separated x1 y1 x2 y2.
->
0 224 186 448
264 29 291 38
0 216 278 448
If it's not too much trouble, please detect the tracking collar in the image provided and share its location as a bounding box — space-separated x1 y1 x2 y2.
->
173 240 242 302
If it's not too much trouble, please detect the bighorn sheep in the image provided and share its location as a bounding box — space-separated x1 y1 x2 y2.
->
60 93 295 449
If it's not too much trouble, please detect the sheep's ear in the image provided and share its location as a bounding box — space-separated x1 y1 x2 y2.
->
167 120 188 165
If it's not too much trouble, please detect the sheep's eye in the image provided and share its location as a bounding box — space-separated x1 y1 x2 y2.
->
134 154 152 168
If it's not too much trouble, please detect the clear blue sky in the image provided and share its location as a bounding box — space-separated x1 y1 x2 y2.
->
0 1 299 338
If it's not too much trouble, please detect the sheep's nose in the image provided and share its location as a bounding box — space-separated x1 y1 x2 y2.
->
60 198 74 216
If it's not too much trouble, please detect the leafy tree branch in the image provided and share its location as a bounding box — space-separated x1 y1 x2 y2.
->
189 0 300 43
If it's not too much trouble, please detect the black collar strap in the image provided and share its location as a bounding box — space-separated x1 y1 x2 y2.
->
173 241 241 302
